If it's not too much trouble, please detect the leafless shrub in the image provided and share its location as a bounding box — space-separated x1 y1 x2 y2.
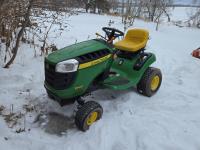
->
187 8 200 28
0 0 72 68
0 105 5 114
0 104 24 128
81 0 111 13
119 0 173 31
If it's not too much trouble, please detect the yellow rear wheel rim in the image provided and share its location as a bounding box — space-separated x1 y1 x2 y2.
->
150 75 160 91
86 111 98 126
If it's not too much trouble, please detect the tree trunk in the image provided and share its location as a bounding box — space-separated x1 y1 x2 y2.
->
93 3 97 13
156 19 159 31
163 9 171 22
155 12 163 31
121 0 125 23
4 0 33 68
85 3 89 12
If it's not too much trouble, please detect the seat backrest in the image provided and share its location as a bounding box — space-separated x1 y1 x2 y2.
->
125 29 149 43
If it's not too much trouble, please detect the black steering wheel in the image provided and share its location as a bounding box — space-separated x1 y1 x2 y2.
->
102 27 124 41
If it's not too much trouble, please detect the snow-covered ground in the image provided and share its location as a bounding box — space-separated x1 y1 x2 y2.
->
170 7 191 22
170 7 199 22
1 7 200 150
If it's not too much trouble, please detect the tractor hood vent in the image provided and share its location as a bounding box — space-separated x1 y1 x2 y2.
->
76 49 110 64
45 40 111 64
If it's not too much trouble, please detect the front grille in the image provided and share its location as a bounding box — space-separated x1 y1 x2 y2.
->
76 49 110 64
45 62 76 90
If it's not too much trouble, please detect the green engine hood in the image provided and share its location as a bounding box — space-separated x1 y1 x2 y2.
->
46 39 111 64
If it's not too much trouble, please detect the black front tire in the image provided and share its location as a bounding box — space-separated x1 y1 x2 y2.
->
137 67 162 97
75 101 103 131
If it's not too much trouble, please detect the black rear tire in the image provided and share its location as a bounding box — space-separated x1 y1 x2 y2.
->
137 67 162 97
75 101 103 131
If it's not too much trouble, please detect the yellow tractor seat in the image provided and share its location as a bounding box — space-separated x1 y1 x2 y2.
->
114 29 149 52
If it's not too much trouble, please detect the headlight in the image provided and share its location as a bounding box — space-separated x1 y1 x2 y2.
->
55 59 79 73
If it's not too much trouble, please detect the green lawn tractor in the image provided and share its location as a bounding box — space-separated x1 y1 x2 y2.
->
44 27 162 131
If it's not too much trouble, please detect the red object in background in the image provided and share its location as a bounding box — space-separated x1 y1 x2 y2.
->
192 48 200 59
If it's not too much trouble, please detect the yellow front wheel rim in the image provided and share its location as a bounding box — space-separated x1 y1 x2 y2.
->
86 111 98 126
150 75 160 91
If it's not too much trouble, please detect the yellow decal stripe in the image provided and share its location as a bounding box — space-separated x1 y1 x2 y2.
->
79 54 111 69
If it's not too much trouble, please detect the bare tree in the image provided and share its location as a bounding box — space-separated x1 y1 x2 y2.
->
121 0 144 31
0 0 34 68
187 0 200 28
140 0 173 30
108 0 119 13
0 0 72 68
188 8 200 28
143 0 172 22
81 0 110 13
81 0 91 12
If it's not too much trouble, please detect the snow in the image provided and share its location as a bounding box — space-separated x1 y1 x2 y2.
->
170 7 191 21
1 8 200 150
174 0 195 5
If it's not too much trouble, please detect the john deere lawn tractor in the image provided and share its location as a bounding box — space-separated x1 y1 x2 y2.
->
44 27 162 131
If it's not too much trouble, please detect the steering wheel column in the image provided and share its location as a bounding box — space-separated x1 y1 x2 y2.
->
102 27 124 44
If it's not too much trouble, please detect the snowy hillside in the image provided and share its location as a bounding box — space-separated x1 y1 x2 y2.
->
1 8 200 150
